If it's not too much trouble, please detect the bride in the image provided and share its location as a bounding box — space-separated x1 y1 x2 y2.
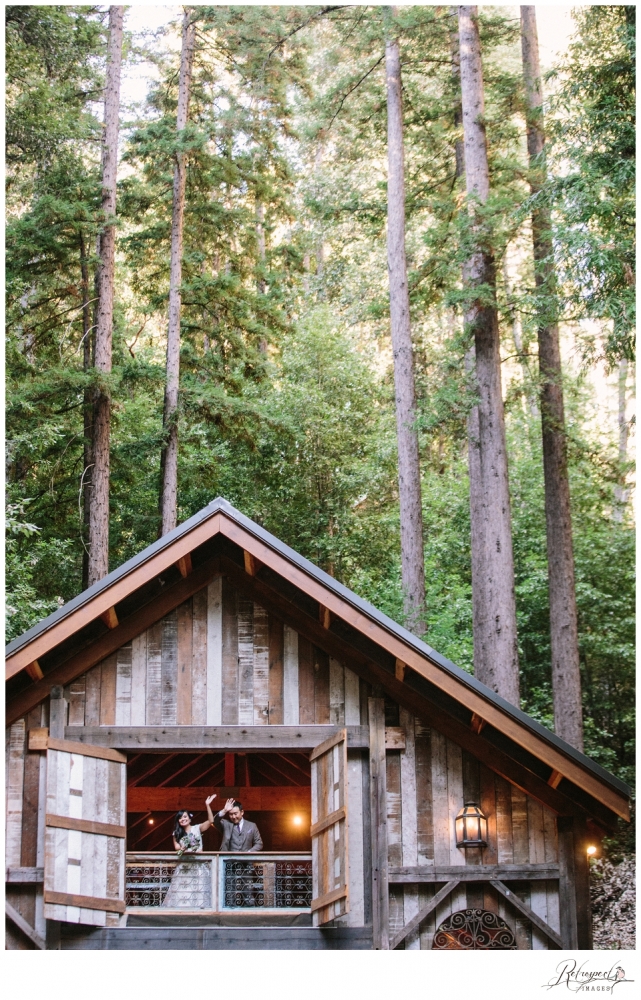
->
162 794 216 909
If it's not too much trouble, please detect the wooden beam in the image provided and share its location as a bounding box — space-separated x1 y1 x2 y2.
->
243 550 260 576
548 769 563 789
369 697 389 949
28 727 49 751
99 606 119 630
25 660 43 681
176 553 192 578
6 513 222 679
5 901 46 950
319 604 331 629
490 879 563 948
218 517 629 821
127 786 310 812
65 724 369 751
390 880 461 950
46 813 126 838
385 727 406 750
470 712 486 735
224 752 235 786
6 556 222 725
557 814 592 949
395 659 406 682
6 866 44 884
44 890 126 914
310 885 348 913
40 736 127 764
389 863 560 883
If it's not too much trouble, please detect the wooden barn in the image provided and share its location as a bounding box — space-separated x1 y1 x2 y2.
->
5 498 630 950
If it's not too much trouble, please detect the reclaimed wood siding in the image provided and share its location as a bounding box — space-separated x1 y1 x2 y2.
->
64 578 354 729
386 713 559 950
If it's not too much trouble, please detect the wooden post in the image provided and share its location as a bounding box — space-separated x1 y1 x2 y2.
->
558 815 592 949
46 686 66 948
369 697 389 949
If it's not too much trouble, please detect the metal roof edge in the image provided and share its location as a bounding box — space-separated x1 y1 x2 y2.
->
6 496 631 801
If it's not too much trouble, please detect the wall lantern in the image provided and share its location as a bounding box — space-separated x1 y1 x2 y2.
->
455 802 488 848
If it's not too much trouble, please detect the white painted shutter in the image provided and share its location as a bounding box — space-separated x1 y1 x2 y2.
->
310 728 349 925
44 738 127 926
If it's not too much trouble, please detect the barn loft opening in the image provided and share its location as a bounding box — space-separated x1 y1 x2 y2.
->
126 751 312 852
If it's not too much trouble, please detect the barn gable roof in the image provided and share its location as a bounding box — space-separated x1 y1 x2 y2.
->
6 497 630 824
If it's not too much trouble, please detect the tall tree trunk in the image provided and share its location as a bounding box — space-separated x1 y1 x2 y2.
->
88 5 124 586
159 8 196 536
80 232 94 591
613 357 630 520
521 5 583 748
458 6 520 705
385 32 426 636
502 257 539 420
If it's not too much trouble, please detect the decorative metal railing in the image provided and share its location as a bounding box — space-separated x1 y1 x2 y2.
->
125 853 312 911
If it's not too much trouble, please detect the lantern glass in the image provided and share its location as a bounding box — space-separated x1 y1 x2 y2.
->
455 802 488 848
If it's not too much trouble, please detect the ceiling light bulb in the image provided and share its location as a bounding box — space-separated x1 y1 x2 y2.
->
148 818 154 825
292 815 302 826
587 845 596 856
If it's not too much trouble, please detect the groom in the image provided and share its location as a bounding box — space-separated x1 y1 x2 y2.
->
213 796 263 852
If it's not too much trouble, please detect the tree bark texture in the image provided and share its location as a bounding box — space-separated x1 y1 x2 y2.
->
80 233 94 591
385 36 426 637
88 5 124 586
160 9 196 537
521 5 583 749
458 6 520 706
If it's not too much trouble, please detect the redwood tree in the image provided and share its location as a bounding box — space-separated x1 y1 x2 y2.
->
159 8 196 536
88 5 124 585
521 5 583 748
385 28 426 636
458 6 520 705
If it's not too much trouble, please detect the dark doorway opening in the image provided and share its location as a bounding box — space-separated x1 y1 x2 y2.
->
126 751 312 852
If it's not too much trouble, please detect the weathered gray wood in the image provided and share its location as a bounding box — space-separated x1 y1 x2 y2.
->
6 867 45 883
65 724 369 750
557 815 578 948
6 719 26 868
390 880 461 951
369 697 389 949
6 900 46 949
49 686 67 739
206 577 222 725
282 624 299 724
389 863 560 883
490 879 562 948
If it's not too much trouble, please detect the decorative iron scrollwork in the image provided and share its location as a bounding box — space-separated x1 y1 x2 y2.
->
126 858 212 909
432 909 517 950
223 859 312 908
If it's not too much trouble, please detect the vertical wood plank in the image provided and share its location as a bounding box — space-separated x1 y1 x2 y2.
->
369 697 389 949
386 752 402 866
67 677 86 726
344 666 360 726
130 632 147 727
105 759 123 927
176 600 193 725
446 739 467 916
221 578 239 725
495 775 514 864
7 720 26 868
80 755 97 921
99 654 117 727
282 625 299 724
528 796 548 949
399 707 419 948
237 597 254 725
329 658 345 725
462 750 483 908
161 609 178 726
479 762 498 911
313 647 330 724
146 621 163 726
191 587 208 726
414 719 433 864
20 709 41 917
346 750 365 926
206 577 222 725
115 643 132 727
84 665 101 726
253 603 269 725
430 730 450 866
298 636 315 725
511 787 530 864
268 615 284 724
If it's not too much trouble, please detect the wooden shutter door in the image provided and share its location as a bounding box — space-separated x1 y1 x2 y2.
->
44 738 127 926
310 728 349 925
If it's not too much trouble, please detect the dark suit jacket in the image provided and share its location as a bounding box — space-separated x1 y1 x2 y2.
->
214 813 263 852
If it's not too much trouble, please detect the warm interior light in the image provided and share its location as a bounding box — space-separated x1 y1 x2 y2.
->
587 845 597 856
455 802 488 848
292 815 302 826
148 818 154 825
